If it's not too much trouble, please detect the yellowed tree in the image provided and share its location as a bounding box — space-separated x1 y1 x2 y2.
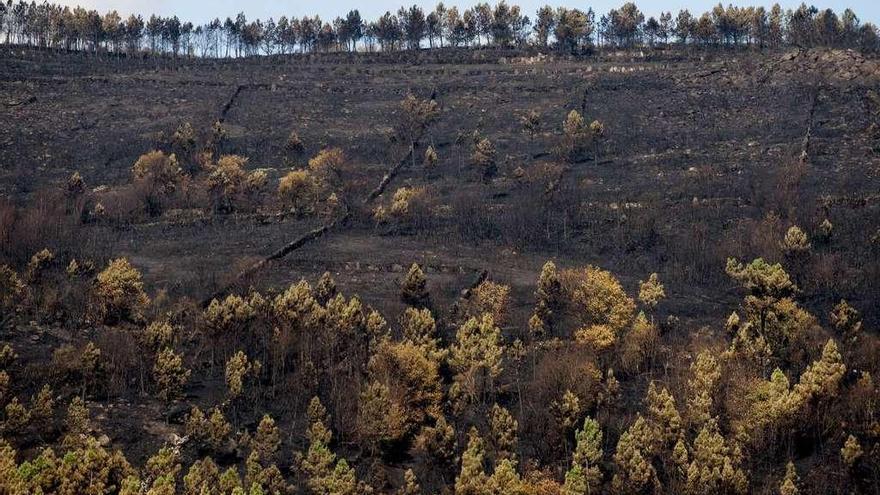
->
645 382 682 452
225 350 261 403
563 416 603 495
620 312 659 373
400 263 430 307
278 169 318 214
131 150 183 215
687 350 721 428
637 273 665 321
611 415 659 495
472 137 497 181
455 428 489 495
489 404 519 464
206 155 266 212
308 147 346 189
0 266 24 315
779 461 799 495
841 434 863 469
153 348 190 404
566 265 635 353
93 258 151 323
830 300 862 343
368 340 443 440
684 420 748 495
449 314 504 409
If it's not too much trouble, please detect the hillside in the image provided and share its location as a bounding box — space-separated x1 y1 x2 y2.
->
0 46 879 494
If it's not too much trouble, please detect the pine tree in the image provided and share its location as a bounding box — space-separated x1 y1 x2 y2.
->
489 404 519 464
779 461 799 495
553 390 582 432
687 350 721 428
830 300 862 343
183 457 221 495
645 383 682 451
455 428 488 495
299 396 359 495
252 415 281 465
63 396 90 449
684 420 748 495
488 459 525 495
144 446 182 492
153 348 190 403
307 396 332 445
29 384 54 427
792 339 846 404
94 258 151 323
398 469 421 495
637 273 665 315
841 435 863 468
225 350 261 402
401 263 430 307
314 271 338 305
611 415 659 495
3 398 30 432
564 417 603 494
449 314 504 407
472 137 497 181
532 260 562 334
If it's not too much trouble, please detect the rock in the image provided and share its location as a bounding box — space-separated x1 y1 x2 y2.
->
97 434 111 446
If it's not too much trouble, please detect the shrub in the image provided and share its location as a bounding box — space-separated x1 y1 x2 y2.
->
25 248 55 282
66 171 86 200
424 146 439 168
472 137 497 181
285 131 305 155
308 148 345 188
171 122 198 171
93 258 150 323
131 150 183 216
206 155 264 213
521 109 541 137
278 170 318 214
374 187 426 223
0 265 24 312
781 225 811 256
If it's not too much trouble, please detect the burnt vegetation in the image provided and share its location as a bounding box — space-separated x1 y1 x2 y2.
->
1 1 880 494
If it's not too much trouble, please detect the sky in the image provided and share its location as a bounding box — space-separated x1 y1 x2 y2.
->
61 0 879 27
